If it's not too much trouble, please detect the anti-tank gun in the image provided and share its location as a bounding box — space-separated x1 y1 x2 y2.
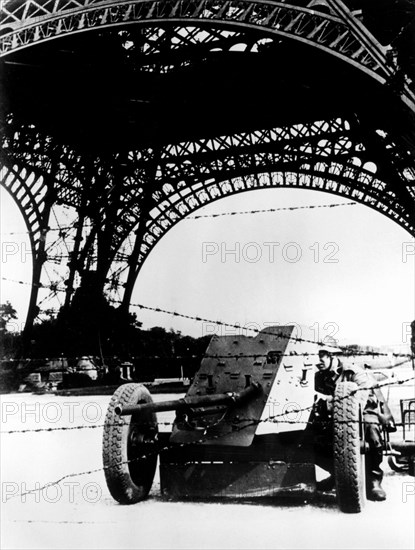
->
102 325 415 513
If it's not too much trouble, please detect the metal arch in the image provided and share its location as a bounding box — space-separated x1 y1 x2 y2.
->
150 119 413 226
112 159 413 309
3 115 414 235
1 123 82 202
129 161 412 270
0 163 49 255
0 119 148 271
2 114 415 316
0 1 398 86
0 162 56 334
0 122 100 322
102 119 415 307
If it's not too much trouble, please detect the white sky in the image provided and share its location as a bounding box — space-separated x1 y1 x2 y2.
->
1 186 414 350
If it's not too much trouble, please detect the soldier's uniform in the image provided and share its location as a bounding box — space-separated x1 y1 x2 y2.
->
314 355 387 501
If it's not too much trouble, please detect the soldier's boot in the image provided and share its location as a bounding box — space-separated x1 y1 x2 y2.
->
365 442 386 501
367 477 386 501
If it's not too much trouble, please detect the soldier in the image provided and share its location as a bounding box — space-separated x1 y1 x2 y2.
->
314 347 388 502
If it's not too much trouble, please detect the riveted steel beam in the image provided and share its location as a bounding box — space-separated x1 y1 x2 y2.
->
0 0 404 93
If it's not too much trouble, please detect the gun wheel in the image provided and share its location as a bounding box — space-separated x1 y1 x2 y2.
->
333 381 366 513
103 383 158 504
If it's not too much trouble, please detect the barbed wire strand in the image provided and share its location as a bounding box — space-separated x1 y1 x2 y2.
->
124 301 413 359
0 415 412 436
2 288 412 359
0 203 357 236
1 360 413 436
1 350 411 366
1 277 413 358
1 276 66 292
185 202 357 220
3 373 414 502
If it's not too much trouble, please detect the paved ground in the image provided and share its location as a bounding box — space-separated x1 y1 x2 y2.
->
1 373 414 550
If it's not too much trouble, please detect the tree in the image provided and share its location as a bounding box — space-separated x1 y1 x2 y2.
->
0 302 19 359
0 302 17 331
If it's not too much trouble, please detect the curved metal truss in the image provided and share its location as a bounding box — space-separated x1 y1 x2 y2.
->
118 115 415 308
1 164 49 255
2 113 415 321
1 0 415 334
1 0 413 106
0 161 55 323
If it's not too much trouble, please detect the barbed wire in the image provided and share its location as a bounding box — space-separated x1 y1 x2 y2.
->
1 281 413 360
8 520 118 525
1 276 66 292
4 373 414 501
1 274 118 293
0 416 412 436
0 228 71 236
185 202 357 220
1 223 94 236
202 354 413 362
0 203 357 237
1 372 413 436
125 301 414 358
0 421 173 435
2 296 412 360
2 352 412 365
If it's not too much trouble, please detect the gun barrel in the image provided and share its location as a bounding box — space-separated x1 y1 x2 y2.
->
115 382 261 416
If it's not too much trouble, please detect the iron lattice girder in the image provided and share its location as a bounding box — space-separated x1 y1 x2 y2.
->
118 154 415 304
0 0 399 83
1 1 414 329
142 162 413 257
3 117 415 251
105 125 414 278
2 130 87 209
131 25 252 62
0 162 50 257
132 121 415 269
2 114 415 312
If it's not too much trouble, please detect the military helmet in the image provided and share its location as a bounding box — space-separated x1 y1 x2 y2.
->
318 344 342 356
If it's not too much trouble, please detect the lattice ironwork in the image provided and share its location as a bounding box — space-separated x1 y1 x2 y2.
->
0 160 55 328
1 165 48 253
115 116 415 308
0 0 404 90
2 113 414 317
1 0 415 335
